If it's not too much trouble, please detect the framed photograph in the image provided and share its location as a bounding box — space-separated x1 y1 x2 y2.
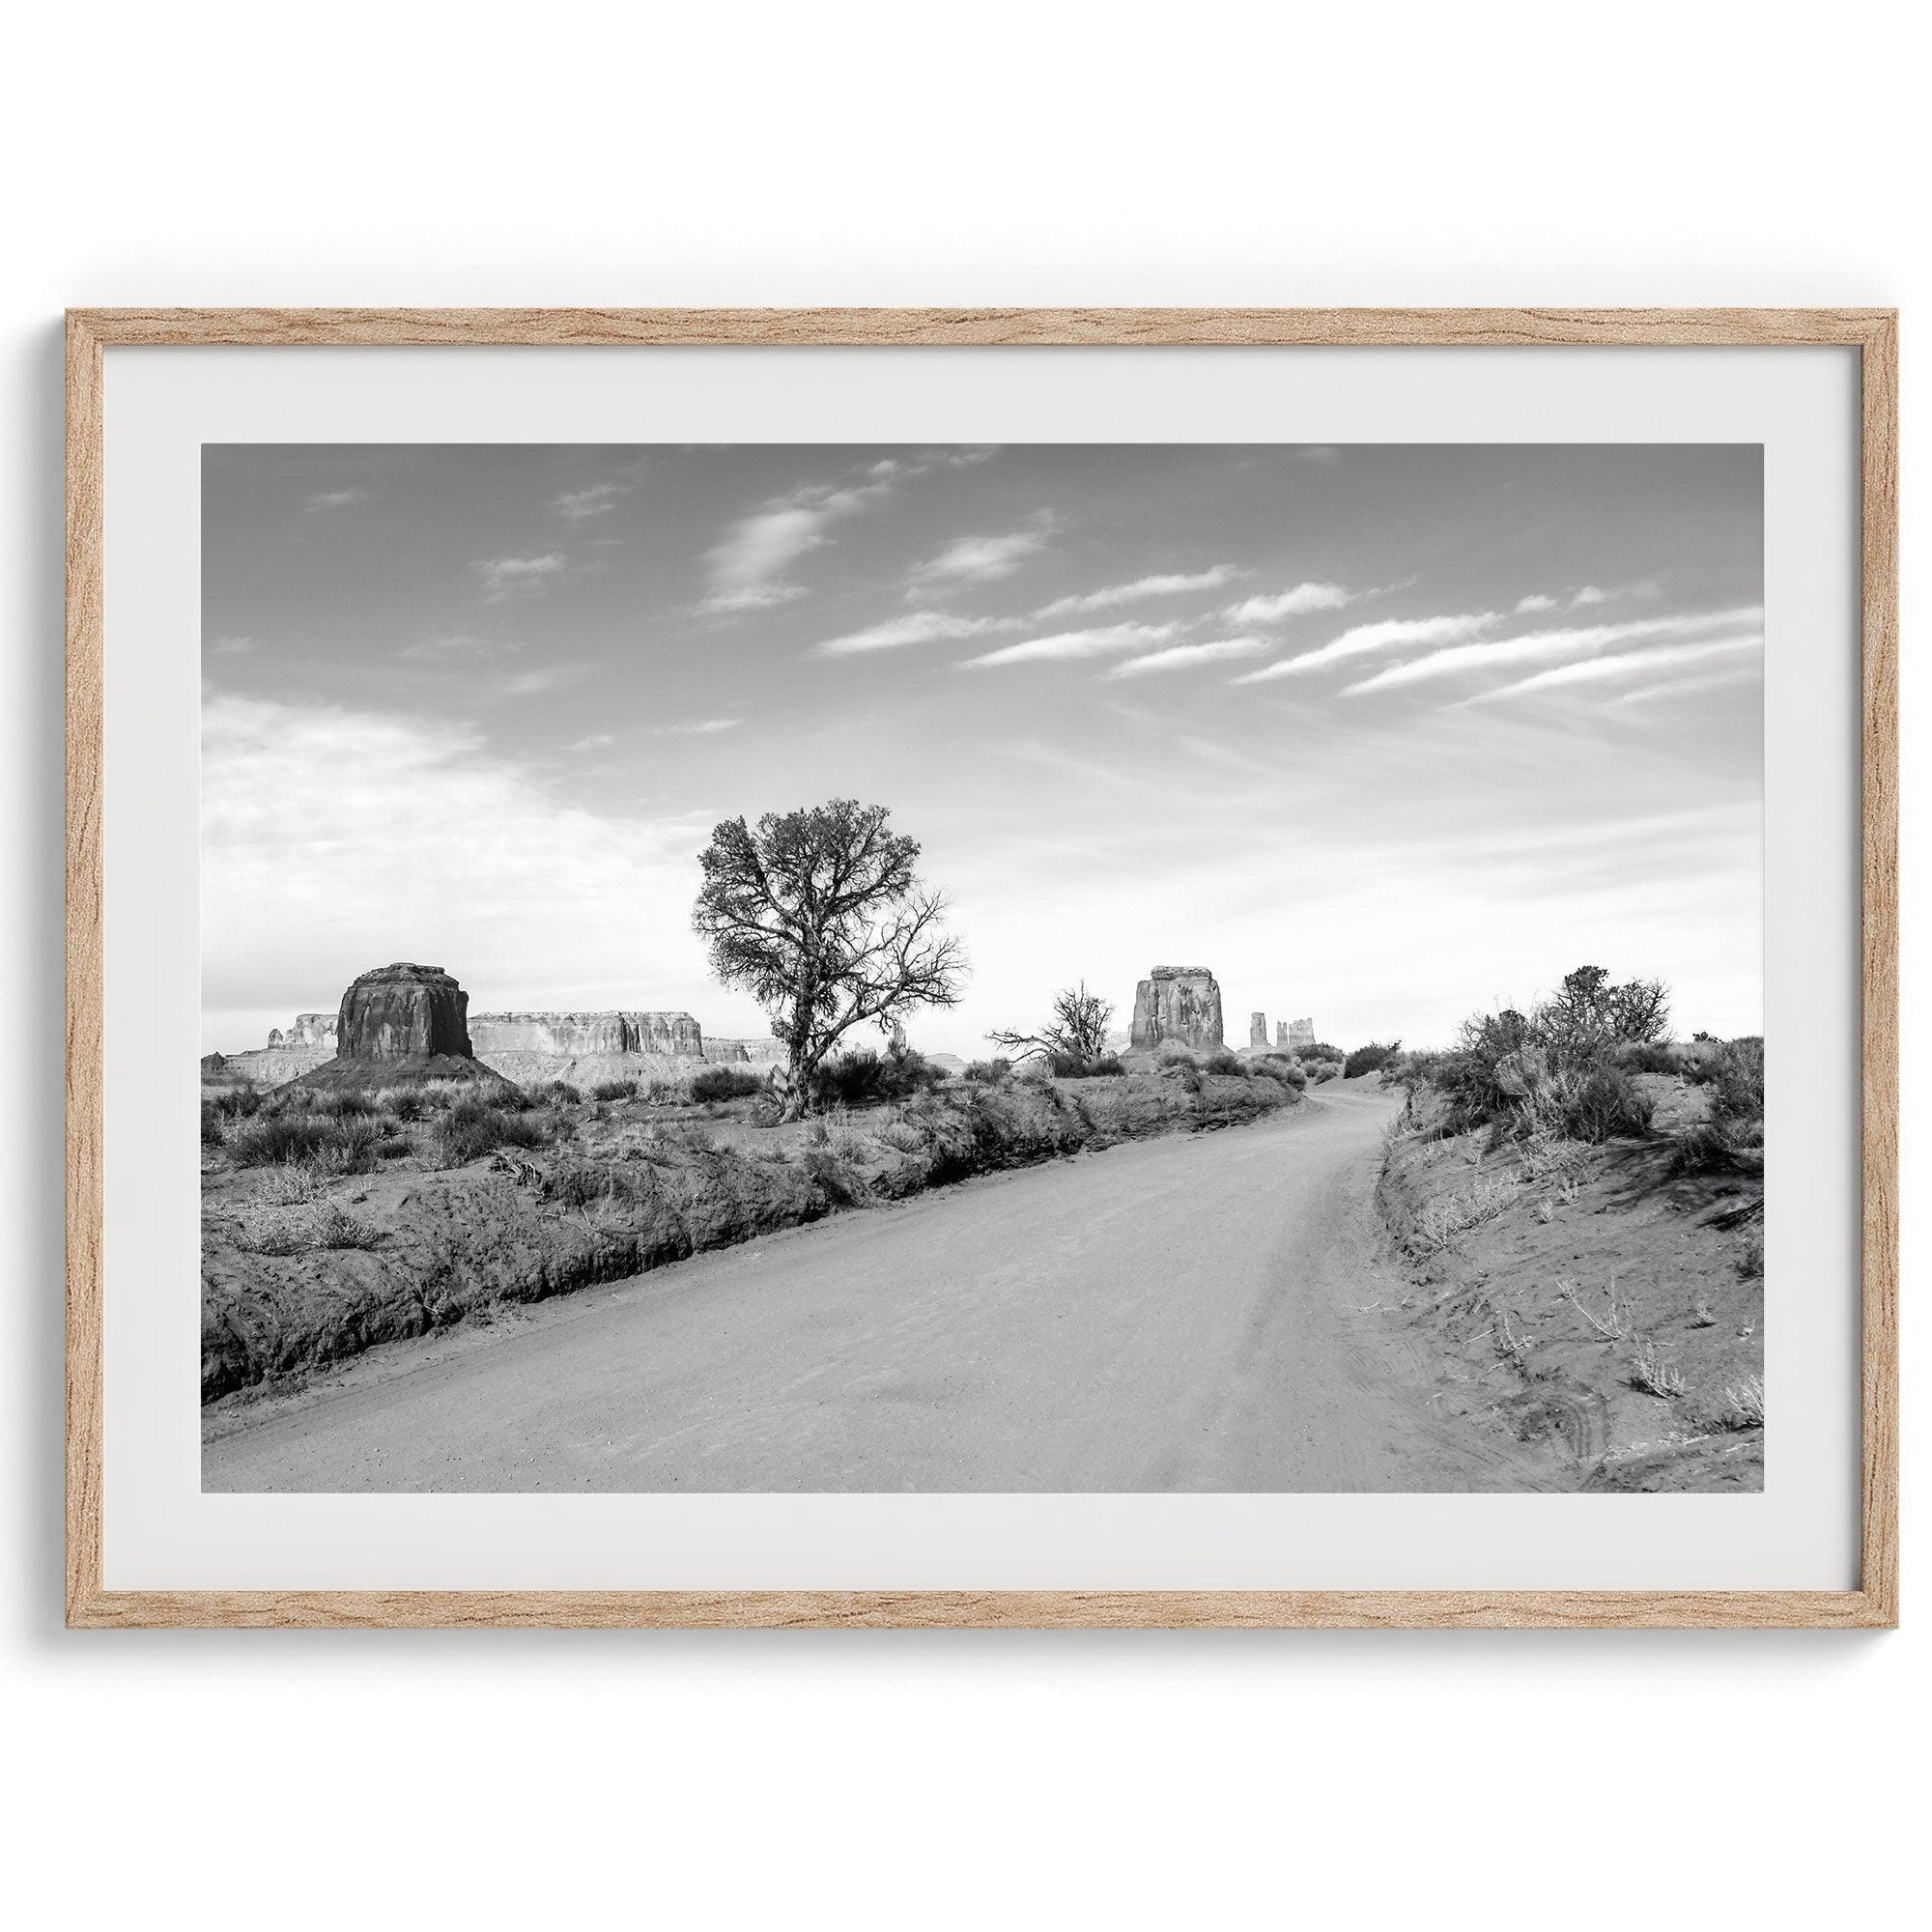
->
66 308 1897 1629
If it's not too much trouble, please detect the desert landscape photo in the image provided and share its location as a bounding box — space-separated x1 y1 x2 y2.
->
197 440 1766 1492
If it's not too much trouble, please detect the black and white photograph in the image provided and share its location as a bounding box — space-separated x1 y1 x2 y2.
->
197 440 1767 1495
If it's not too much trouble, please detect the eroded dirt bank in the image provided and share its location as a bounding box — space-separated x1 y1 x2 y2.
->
1375 1097 1765 1492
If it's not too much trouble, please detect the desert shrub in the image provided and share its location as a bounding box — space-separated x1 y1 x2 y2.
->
1548 1065 1655 1143
1166 1058 1204 1095
962 1057 1011 1083
1664 1120 1762 1179
1253 1054 1308 1091
1408 964 1678 1143
256 1162 327 1205
373 1132 412 1160
1046 1050 1126 1078
435 1099 550 1168
1199 1047 1244 1075
408 1081 471 1113
302 1090 378 1119
1343 1039 1402 1079
205 1083 266 1120
1294 1041 1343 1062
589 1078 637 1101
810 1043 942 1109
1302 1059 1343 1085
200 1104 225 1150
1613 1039 1680 1075
876 1122 927 1154
1709 1036 1765 1123
1156 1041 1198 1068
528 1079 584 1108
1381 1048 1445 1090
381 1089 428 1122
313 1203 383 1249
238 1201 383 1256
691 1065 765 1103
228 1113 382 1173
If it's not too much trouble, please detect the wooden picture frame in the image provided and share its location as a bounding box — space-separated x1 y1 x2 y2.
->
65 307 1899 1630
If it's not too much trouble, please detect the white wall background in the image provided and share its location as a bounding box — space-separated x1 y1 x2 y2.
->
2 3 1920 1923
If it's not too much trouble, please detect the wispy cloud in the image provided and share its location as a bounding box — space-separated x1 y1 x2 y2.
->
814 611 1021 658
497 665 587 697
1343 608 1765 696
1609 666 1763 707
1105 636 1268 680
1517 585 1609 615
910 515 1053 592
1465 635 1763 705
649 717 742 736
563 731 616 752
551 482 630 524
1223 582 1354 626
475 554 566 602
305 488 364 512
1229 611 1501 685
208 635 257 656
702 473 905 612
1034 565 1242 621
702 449 999 616
959 622 1180 670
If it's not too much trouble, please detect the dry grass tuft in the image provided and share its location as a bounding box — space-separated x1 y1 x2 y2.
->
1624 1335 1687 1398
1559 1272 1629 1341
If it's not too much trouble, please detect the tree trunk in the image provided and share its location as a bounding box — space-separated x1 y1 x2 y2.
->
779 1044 813 1121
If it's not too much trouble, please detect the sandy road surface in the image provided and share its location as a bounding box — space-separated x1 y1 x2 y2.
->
204 1084 1566 1492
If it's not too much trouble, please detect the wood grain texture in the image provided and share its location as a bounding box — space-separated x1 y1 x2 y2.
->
67 305 1896 348
1857 314 1901 1628
62 308 1901 1631
61 1587 1893 1631
65 312 104 1631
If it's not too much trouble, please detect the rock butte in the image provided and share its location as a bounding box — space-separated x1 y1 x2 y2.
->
295 962 515 1094
1250 1010 1267 1047
1129 965 1225 1051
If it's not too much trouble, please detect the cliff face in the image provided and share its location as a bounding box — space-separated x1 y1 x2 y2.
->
705 1036 786 1065
337 962 473 1059
221 993 717 1092
266 1013 338 1050
469 1011 703 1059
1129 965 1225 1049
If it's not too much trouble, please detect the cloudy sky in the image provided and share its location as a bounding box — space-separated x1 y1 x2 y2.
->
202 442 1763 1056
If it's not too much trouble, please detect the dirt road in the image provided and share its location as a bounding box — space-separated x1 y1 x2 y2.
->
203 1083 1566 1492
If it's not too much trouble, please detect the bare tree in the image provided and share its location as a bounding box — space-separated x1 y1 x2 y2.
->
1535 965 1670 1056
987 981 1115 1065
693 799 966 1118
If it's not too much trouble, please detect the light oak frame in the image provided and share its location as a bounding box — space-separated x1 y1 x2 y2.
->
65 308 1899 1630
